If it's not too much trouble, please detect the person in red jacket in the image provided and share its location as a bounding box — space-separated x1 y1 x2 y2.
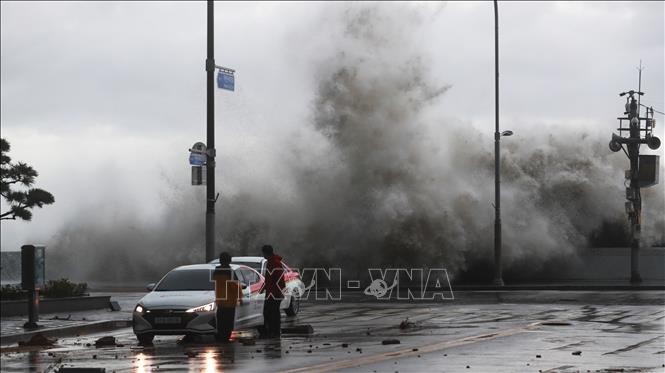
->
259 245 285 338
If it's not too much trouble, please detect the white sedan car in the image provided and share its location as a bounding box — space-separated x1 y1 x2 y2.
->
132 263 265 344
210 256 305 316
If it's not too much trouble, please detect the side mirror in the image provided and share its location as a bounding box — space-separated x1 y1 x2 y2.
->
241 283 248 290
146 283 156 291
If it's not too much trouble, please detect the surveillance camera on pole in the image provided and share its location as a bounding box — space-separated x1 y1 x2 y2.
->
608 68 661 284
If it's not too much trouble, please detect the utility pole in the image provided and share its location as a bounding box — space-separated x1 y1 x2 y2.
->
626 90 642 284
609 67 661 284
205 0 216 263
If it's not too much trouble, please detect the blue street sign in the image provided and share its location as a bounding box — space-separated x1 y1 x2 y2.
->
217 70 235 91
189 153 206 166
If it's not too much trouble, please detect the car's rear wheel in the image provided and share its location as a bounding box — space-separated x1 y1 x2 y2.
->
285 295 300 316
137 333 154 345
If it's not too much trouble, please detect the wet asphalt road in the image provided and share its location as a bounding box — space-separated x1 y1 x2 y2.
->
1 291 664 372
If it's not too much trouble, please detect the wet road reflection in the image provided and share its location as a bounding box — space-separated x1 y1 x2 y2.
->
203 349 216 373
134 352 150 373
1 291 664 372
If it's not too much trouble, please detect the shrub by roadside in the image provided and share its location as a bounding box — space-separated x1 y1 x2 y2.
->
0 284 24 300
42 278 88 298
0 278 87 300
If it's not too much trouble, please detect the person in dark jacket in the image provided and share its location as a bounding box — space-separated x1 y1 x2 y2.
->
259 245 285 338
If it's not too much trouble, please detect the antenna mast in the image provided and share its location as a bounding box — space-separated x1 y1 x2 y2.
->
637 60 643 116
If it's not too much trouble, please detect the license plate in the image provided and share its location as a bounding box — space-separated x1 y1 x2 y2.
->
154 316 181 324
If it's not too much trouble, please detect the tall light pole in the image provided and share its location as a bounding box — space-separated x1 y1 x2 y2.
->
205 0 216 263
493 0 512 286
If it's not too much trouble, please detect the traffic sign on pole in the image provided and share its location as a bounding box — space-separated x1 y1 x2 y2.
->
217 70 235 91
189 142 207 166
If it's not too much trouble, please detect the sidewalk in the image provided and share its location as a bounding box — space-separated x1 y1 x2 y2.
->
0 292 143 346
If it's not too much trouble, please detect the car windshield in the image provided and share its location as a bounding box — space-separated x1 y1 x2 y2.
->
232 261 262 273
155 269 214 291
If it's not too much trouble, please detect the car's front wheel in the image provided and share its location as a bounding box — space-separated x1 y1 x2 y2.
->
136 333 154 345
285 295 300 316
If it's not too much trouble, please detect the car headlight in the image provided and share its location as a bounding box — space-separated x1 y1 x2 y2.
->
186 302 216 313
135 304 145 313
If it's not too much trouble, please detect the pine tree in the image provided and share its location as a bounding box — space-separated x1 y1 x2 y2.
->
0 138 55 221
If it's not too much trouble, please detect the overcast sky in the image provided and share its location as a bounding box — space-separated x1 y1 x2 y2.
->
1 1 663 252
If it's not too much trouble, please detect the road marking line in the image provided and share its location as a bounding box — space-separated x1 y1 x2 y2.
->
279 322 542 373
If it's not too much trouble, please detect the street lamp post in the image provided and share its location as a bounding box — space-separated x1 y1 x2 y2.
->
493 0 512 286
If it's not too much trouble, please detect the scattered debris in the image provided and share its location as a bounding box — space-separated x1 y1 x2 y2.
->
282 324 314 335
185 351 197 358
399 318 416 330
256 349 262 353
342 343 349 348
18 334 56 347
382 339 401 345
94 336 116 347
572 350 582 356
356 348 362 353
536 354 542 358
307 349 312 353
541 321 572 326
412 348 419 352
48 315 71 321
